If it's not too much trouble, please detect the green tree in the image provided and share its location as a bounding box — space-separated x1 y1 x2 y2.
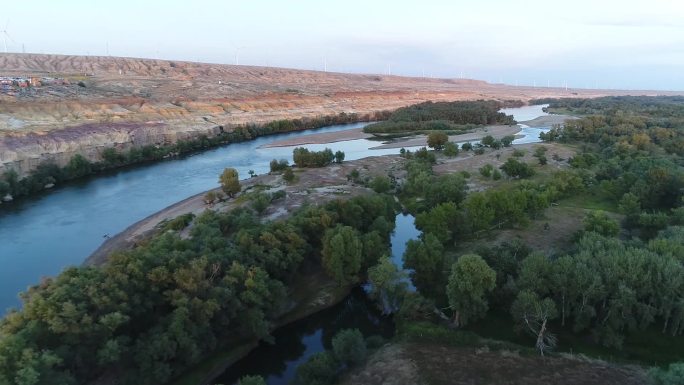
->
332 329 367 366
334 150 345 163
295 351 339 385
582 211 620 237
414 202 459 243
367 257 408 314
510 290 558 356
446 254 496 327
403 234 446 301
369 175 392 193
424 173 468 207
219 168 241 197
321 225 363 285
427 132 449 150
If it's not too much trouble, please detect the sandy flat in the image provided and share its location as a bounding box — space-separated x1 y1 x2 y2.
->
369 124 521 150
519 114 576 127
261 128 372 148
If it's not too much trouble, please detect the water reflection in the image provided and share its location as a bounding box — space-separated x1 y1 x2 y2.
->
214 289 394 385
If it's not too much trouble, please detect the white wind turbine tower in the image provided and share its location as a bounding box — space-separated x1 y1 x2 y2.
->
234 45 246 65
1 20 15 53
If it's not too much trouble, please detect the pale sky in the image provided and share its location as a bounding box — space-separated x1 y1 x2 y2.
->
3 0 684 90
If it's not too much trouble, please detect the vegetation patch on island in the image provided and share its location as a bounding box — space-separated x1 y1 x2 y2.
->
363 100 518 135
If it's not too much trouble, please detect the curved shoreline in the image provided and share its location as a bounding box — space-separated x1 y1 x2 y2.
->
260 113 575 151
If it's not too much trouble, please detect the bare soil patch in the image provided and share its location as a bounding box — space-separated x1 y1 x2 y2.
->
261 127 372 148
344 342 648 385
406 343 648 385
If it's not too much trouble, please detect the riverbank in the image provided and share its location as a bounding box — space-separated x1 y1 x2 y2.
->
86 155 408 266
369 124 519 150
260 127 374 148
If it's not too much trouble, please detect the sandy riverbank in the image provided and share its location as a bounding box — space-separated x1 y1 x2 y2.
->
261 114 575 151
85 156 407 266
369 124 520 150
261 127 373 148
519 114 577 127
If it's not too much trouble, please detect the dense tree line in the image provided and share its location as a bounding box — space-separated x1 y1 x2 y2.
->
0 111 387 203
292 147 345 168
363 100 516 134
0 193 396 385
391 96 684 362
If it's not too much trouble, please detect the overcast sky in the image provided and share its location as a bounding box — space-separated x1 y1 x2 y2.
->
3 0 683 90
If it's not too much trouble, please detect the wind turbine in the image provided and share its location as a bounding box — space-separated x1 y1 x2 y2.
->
234 45 245 65
1 20 15 53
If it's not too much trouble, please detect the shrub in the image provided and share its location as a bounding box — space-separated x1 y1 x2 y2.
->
474 147 485 155
365 335 386 349
480 164 494 178
414 147 436 164
163 213 195 231
501 135 515 147
481 135 495 147
271 190 286 200
283 168 295 183
500 158 535 178
237 375 267 385
269 158 289 172
443 142 459 157
346 169 360 183
582 211 620 237
512 149 525 157
204 190 221 204
332 329 367 366
461 142 473 151
649 362 684 385
370 175 392 193
295 351 339 385
250 192 272 215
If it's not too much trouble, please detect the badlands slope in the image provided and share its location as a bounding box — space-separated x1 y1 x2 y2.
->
0 53 673 175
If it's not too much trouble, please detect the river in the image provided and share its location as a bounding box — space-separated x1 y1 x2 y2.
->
212 213 420 385
0 105 549 314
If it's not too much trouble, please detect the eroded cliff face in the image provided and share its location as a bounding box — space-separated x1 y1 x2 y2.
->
0 53 672 176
